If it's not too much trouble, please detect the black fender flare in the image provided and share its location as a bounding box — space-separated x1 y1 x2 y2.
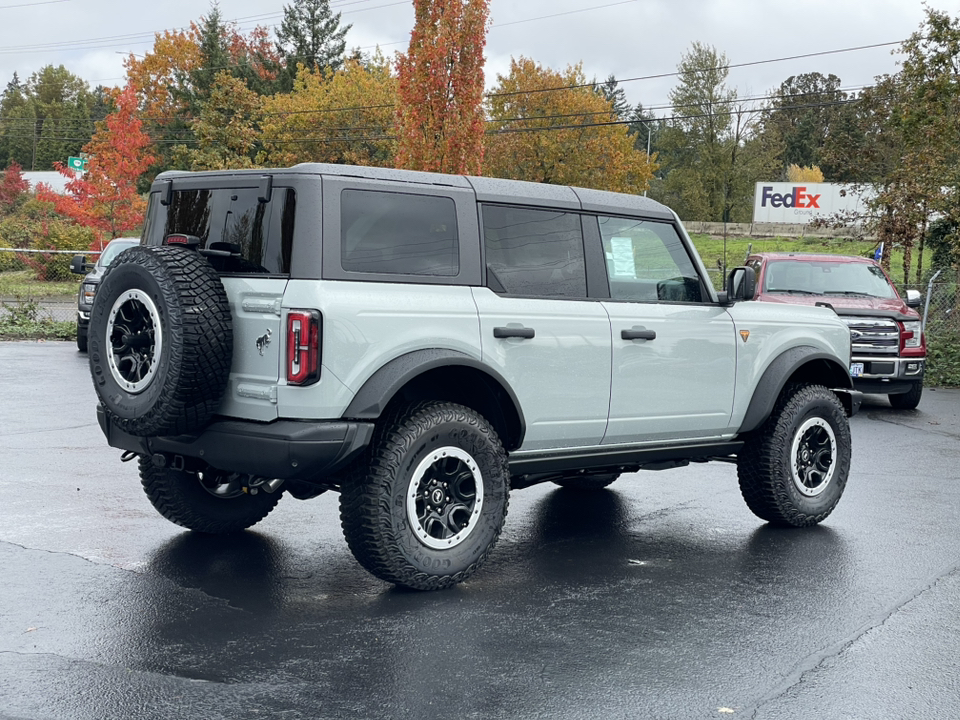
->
343 348 526 448
738 345 853 434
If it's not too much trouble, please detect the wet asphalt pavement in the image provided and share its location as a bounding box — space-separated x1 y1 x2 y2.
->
2 340 960 720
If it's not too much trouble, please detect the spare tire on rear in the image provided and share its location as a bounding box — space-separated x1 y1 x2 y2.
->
88 245 233 437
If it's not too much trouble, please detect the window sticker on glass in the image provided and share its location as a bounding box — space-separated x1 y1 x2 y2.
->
610 237 636 277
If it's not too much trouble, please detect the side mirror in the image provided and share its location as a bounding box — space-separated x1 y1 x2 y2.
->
726 266 757 302
70 255 89 275
904 289 922 308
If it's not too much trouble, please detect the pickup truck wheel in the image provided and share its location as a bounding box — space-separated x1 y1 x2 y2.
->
889 382 923 410
88 245 232 437
76 323 88 352
737 383 851 527
553 473 619 490
139 457 283 533
339 402 510 590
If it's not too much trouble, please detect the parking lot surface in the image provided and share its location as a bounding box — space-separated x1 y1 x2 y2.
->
2 340 959 720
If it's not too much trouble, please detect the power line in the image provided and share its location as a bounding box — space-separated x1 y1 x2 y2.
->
0 0 69 8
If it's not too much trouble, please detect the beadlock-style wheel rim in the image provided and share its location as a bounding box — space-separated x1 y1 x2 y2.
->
790 417 837 497
406 446 484 550
106 289 163 394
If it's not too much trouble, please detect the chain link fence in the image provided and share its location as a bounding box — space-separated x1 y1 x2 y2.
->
0 248 91 335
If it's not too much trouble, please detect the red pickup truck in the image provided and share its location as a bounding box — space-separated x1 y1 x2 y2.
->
746 252 926 409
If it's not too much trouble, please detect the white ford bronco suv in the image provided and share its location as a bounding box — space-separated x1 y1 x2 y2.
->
89 163 860 590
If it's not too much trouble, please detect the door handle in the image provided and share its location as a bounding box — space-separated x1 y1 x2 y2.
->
494 326 535 339
621 327 656 341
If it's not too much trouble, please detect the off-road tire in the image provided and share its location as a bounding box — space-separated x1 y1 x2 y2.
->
889 382 923 410
737 383 851 527
139 457 282 534
339 402 510 591
88 246 232 437
553 472 619 490
76 323 87 352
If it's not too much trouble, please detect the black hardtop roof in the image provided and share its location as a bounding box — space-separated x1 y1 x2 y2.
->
154 163 676 220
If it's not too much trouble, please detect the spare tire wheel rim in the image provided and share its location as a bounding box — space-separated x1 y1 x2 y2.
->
106 289 163 394
406 446 484 550
790 417 837 497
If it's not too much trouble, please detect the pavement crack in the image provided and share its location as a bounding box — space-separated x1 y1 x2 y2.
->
745 561 960 719
0 422 99 437
863 412 960 441
0 538 142 574
0 539 250 614
0 650 231 685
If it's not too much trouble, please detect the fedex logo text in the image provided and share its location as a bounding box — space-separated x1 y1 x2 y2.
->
760 186 821 209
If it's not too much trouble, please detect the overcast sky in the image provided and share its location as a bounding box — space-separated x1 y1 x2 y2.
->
2 0 947 115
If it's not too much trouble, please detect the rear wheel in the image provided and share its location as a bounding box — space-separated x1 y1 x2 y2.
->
553 472 619 490
889 382 923 410
737 383 851 527
139 458 283 534
339 402 509 590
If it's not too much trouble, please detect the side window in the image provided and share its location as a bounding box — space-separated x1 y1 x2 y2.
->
141 191 165 244
163 187 291 275
340 189 459 276
598 216 702 303
482 205 586 298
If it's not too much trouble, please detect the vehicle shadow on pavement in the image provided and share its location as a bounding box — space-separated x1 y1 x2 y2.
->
145 531 286 613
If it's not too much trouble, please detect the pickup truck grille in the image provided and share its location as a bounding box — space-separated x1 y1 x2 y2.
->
842 317 900 357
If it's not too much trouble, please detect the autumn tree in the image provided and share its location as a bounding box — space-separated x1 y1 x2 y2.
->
260 53 397 167
125 5 280 174
0 160 28 214
275 0 351 90
485 57 655 194
819 9 960 282
35 84 154 249
395 0 489 174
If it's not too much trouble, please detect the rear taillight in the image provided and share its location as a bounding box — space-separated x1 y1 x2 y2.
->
286 310 321 386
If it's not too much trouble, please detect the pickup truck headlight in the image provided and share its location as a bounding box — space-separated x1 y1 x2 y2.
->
901 320 922 349
82 282 97 304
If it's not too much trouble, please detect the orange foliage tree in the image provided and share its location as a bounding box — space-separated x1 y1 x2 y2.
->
36 84 155 250
485 57 656 194
260 53 397 168
395 0 489 174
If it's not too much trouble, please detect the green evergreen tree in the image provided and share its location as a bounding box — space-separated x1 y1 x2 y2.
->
275 0 351 90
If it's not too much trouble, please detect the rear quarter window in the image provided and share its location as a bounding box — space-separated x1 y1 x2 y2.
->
339 189 460 277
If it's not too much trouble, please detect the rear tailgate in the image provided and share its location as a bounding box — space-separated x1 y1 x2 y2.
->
219 277 288 421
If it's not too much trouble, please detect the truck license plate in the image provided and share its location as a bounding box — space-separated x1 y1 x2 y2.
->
850 362 864 378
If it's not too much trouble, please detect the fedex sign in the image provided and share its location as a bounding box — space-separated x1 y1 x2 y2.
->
760 185 820 209
753 182 872 225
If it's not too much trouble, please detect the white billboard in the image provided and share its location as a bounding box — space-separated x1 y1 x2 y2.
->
753 182 873 224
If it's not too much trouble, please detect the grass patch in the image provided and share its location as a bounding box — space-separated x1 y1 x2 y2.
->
687 234 918 285
0 270 80 300
0 297 75 340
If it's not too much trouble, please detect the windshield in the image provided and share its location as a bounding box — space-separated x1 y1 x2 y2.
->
763 260 897 299
98 240 139 268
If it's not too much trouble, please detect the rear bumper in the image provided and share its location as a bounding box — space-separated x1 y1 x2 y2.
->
97 407 374 481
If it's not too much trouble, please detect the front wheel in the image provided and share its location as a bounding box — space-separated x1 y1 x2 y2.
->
76 322 87 352
139 458 283 534
889 382 923 410
339 402 510 590
737 383 851 527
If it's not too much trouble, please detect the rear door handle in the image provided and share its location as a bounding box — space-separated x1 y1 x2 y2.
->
494 326 535 339
621 327 656 341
